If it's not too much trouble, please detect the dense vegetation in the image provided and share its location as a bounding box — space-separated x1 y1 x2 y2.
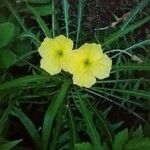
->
0 0 150 149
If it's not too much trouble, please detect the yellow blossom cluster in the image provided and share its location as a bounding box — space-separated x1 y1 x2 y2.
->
38 35 112 88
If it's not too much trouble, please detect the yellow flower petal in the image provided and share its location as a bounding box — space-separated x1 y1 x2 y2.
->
69 43 112 87
38 37 54 58
38 35 73 75
40 57 61 75
54 35 73 53
73 71 96 88
91 54 112 79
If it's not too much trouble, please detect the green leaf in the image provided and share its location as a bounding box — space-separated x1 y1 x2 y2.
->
0 22 14 48
132 126 144 138
124 137 150 150
41 81 70 150
113 128 128 150
11 108 41 149
62 0 70 37
113 63 150 71
0 50 17 69
75 142 93 150
27 4 51 37
13 39 33 67
0 75 50 91
121 0 149 30
87 101 113 147
93 87 150 99
50 105 64 150
0 139 22 150
26 0 50 4
19 31 41 47
76 0 84 48
103 16 150 46
68 105 76 150
0 101 15 135
4 0 27 31
74 90 103 150
21 4 53 16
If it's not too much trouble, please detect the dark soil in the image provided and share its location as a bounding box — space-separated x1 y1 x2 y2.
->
70 0 136 27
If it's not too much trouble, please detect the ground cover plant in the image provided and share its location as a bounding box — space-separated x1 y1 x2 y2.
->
0 0 150 149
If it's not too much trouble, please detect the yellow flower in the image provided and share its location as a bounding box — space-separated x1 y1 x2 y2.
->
69 43 112 88
38 35 73 75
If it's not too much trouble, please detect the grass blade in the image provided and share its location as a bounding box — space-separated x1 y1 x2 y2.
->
11 108 41 149
121 0 149 30
113 63 150 71
0 75 50 91
50 105 64 150
87 101 114 147
27 4 51 37
41 81 70 150
76 0 84 48
19 31 41 47
74 89 103 150
103 16 150 46
52 0 56 37
62 0 70 37
0 101 15 135
93 87 150 99
0 139 22 150
4 0 27 32
68 105 76 150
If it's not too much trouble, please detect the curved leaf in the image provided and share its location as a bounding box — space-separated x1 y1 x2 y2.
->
11 108 41 149
41 81 70 150
0 22 14 48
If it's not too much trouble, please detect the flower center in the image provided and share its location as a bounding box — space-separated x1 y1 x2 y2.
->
57 50 63 57
84 58 91 66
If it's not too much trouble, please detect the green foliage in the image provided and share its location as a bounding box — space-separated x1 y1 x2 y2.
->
62 0 70 37
0 50 17 69
113 63 150 71
75 142 93 150
21 3 53 16
121 0 149 30
26 0 51 4
113 129 128 150
0 139 22 150
41 81 70 150
124 137 150 150
103 16 150 46
27 4 52 37
0 0 149 149
11 108 41 149
0 22 14 48
74 90 103 150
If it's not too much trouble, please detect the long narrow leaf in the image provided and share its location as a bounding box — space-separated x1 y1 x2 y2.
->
121 0 149 30
0 101 15 135
41 81 70 150
50 105 64 150
76 0 84 48
62 0 70 37
93 87 150 99
113 63 150 71
0 139 22 150
27 4 51 37
11 108 41 149
103 16 150 46
4 0 27 31
52 0 56 37
0 75 50 91
68 105 76 150
74 89 103 150
87 101 113 147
